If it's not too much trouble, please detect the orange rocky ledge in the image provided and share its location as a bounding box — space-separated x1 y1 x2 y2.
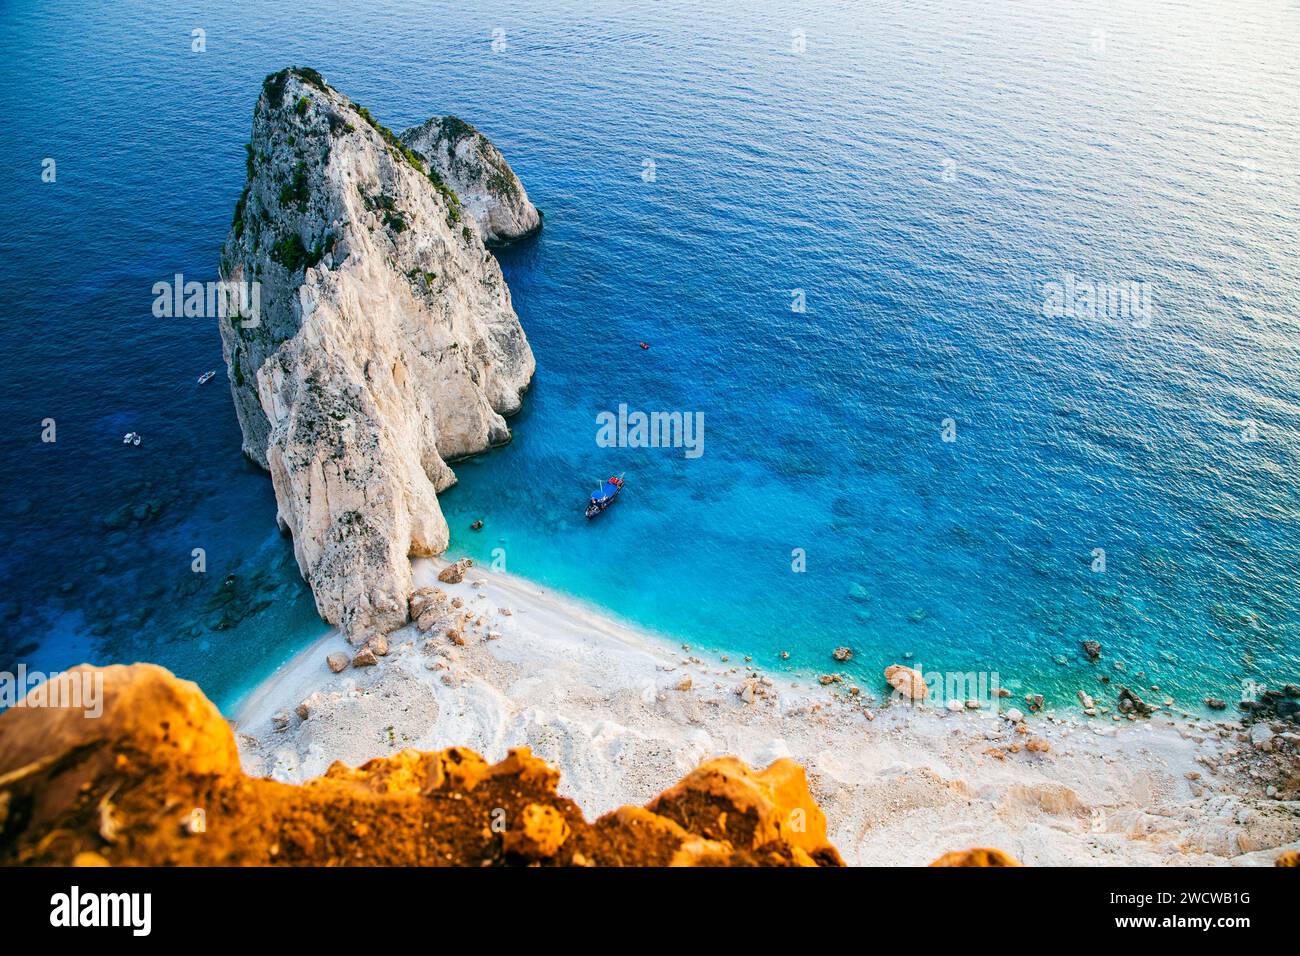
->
0 664 844 867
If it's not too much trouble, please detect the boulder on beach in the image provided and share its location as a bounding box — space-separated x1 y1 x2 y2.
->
438 559 474 584
884 664 928 701
326 652 349 673
409 586 447 620
295 692 326 720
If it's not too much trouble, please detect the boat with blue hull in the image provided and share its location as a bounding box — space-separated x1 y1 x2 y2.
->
585 475 624 519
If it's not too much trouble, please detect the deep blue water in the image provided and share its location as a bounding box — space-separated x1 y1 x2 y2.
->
2 0 1298 713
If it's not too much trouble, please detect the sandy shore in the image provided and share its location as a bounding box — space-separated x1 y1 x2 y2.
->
234 559 1300 866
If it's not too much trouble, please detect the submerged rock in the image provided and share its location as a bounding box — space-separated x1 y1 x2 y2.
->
217 68 534 641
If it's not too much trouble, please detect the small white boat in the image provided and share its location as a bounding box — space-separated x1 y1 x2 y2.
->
123 432 141 446
197 370 216 385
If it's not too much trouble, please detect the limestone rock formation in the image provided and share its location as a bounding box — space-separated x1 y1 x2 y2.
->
217 68 535 638
399 115 542 245
0 664 844 867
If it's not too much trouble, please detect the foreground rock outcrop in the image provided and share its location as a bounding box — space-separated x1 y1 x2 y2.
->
0 665 844 866
400 115 541 245
217 68 536 638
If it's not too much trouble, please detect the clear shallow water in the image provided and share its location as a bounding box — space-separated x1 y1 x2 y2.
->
1 0 1297 712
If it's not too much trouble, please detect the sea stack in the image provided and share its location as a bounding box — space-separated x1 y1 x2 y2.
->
399 115 542 245
216 67 535 639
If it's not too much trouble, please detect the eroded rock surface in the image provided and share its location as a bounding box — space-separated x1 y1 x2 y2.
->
217 68 535 638
0 665 844 867
400 115 542 245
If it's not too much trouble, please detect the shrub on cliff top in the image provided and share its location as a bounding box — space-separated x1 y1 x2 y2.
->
263 67 328 109
440 115 475 141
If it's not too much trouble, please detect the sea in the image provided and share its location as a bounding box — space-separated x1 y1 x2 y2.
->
1 0 1297 713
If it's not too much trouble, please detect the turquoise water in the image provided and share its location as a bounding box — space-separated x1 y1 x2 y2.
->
2 0 1298 713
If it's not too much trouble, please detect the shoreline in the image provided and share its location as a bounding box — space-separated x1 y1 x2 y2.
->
233 558 1300 866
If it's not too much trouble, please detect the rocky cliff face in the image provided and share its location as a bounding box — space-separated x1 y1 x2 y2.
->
0 665 844 867
217 68 535 639
400 115 542 245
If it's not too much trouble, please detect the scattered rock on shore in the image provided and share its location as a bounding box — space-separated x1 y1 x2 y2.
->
1118 686 1157 716
326 652 349 673
884 664 928 701
438 559 473 585
410 586 447 620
